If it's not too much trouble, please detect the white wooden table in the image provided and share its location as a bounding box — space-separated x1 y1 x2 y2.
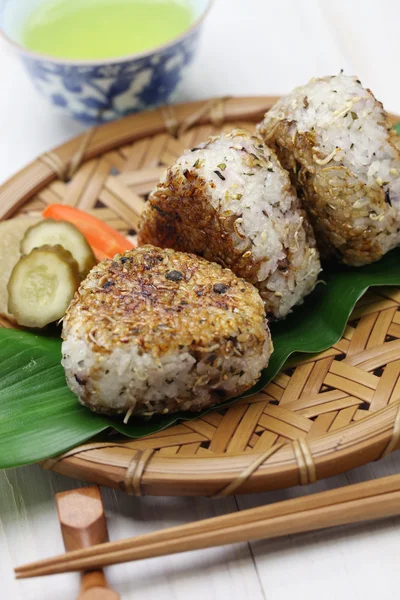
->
2 1 400 598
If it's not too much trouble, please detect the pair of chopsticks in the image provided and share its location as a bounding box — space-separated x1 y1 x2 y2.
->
15 472 400 579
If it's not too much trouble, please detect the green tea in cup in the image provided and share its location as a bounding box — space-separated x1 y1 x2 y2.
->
22 0 194 60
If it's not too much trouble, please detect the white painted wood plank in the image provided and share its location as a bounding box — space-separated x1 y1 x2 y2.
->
0 466 265 600
0 468 79 600
237 453 400 600
319 0 400 113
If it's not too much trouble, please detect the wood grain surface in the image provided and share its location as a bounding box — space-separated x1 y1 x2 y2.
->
56 487 119 599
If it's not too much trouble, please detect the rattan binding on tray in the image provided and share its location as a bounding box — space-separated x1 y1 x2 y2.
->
2 96 400 496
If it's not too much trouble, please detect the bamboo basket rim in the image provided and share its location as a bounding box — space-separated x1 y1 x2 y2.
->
2 95 400 497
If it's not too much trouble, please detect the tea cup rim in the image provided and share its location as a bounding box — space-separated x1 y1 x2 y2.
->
0 0 214 66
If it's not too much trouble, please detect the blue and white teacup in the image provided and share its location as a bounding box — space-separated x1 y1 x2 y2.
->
0 0 212 124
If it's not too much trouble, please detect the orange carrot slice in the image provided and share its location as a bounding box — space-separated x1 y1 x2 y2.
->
42 204 134 259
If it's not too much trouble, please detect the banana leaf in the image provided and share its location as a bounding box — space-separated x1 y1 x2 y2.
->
1 247 400 468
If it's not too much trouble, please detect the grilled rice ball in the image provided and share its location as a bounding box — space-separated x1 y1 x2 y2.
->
138 129 321 319
62 245 271 418
257 74 400 266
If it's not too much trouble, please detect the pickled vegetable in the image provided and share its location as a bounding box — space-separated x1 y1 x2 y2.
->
42 204 133 259
0 216 40 322
21 219 96 277
8 245 81 328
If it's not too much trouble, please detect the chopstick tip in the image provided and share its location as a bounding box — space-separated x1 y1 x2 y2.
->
15 572 25 580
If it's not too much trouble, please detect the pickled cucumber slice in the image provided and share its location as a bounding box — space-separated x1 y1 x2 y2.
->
21 219 96 277
0 216 40 322
7 245 81 328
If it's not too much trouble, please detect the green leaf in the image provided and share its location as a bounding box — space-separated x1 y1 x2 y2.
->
246 247 400 396
0 330 109 468
393 121 400 135
2 247 400 468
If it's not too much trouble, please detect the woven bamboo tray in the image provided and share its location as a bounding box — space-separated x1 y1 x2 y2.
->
2 96 400 497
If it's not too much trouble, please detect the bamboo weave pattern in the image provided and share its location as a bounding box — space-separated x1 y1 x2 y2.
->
2 98 400 495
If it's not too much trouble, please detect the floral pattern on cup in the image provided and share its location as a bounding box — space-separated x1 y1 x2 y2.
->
21 29 200 124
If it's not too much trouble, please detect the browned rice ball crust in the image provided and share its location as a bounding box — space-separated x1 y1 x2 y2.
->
62 245 272 417
258 75 400 265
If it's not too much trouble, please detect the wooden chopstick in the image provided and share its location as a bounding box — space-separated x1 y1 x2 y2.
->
15 473 400 579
